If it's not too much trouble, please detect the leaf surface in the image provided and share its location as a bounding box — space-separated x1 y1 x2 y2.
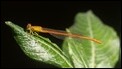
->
62 11 120 68
5 21 73 68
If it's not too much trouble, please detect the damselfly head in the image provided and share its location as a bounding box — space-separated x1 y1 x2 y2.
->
26 23 32 31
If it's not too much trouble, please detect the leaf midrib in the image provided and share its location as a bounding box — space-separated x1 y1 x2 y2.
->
87 13 96 68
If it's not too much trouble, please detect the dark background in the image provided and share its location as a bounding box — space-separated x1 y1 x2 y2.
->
1 1 121 68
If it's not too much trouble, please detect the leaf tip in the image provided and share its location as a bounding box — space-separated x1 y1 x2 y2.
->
87 10 94 15
5 21 13 27
5 21 12 24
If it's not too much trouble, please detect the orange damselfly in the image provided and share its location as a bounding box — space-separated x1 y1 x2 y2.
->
26 24 102 44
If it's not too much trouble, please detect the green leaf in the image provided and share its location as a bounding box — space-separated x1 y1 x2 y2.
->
62 11 120 68
5 21 73 68
5 10 120 68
